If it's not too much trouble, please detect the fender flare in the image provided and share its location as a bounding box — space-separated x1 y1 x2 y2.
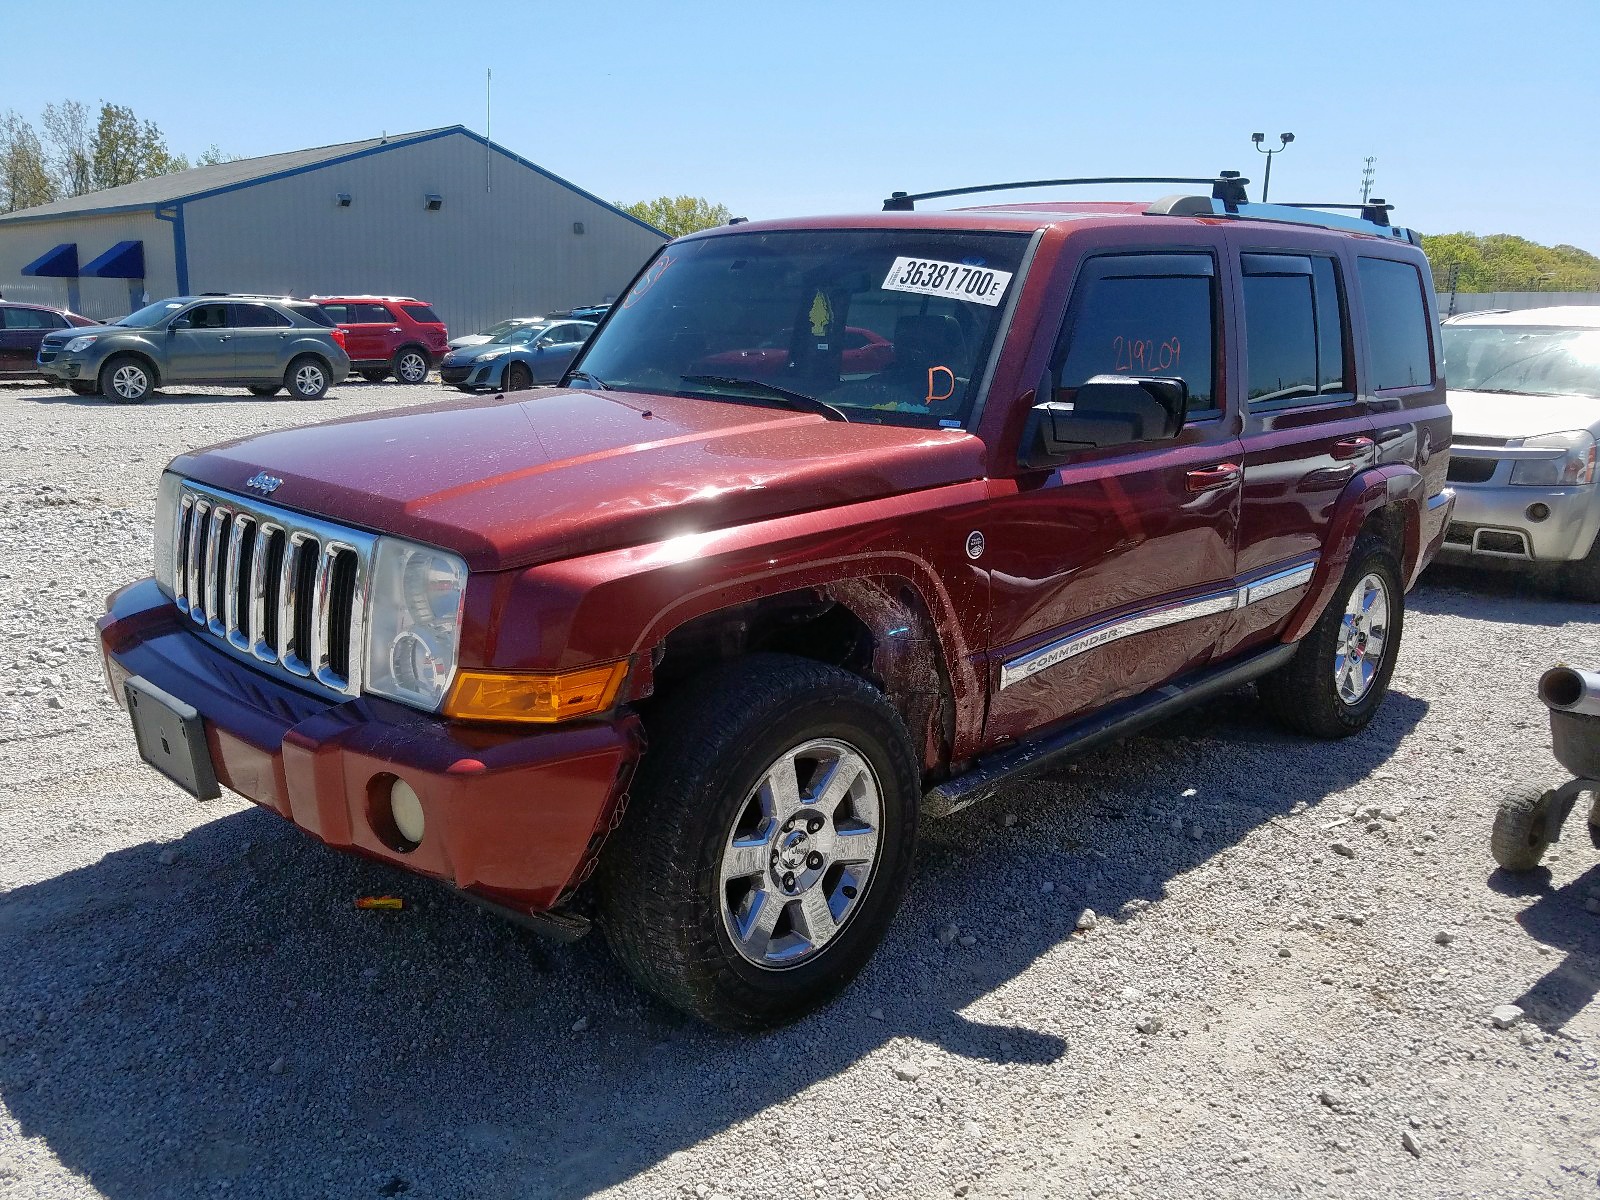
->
1282 464 1424 644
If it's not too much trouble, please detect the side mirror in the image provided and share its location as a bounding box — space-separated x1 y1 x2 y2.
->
1021 374 1187 468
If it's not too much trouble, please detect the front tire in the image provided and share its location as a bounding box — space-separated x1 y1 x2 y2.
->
286 355 330 400
1561 533 1600 602
392 347 429 384
99 354 153 403
504 362 532 392
1259 533 1404 738
599 654 920 1030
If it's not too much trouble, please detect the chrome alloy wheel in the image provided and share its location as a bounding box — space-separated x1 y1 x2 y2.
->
1335 572 1389 704
718 737 883 969
397 351 428 382
112 364 148 399
293 362 325 396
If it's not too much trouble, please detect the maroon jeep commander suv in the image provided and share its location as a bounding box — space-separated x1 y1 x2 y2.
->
98 175 1453 1028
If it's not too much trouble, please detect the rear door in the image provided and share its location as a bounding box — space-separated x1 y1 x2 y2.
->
982 246 1244 745
229 302 294 379
342 302 397 363
165 302 234 381
1223 233 1370 656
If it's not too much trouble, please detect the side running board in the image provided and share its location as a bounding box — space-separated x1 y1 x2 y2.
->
923 642 1298 819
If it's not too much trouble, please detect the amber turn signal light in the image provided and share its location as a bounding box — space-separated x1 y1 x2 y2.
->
443 661 628 724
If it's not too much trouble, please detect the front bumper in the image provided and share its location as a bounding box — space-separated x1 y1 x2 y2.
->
1437 480 1600 564
98 578 643 913
440 356 506 391
37 352 89 382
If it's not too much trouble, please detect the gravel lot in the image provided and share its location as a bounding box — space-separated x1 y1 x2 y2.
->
2 377 1599 1200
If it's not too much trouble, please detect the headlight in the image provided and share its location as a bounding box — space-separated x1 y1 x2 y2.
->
65 335 98 353
477 347 509 360
153 471 183 597
363 538 468 711
1511 431 1597 486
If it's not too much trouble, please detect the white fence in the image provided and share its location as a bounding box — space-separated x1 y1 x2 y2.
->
1439 291 1600 316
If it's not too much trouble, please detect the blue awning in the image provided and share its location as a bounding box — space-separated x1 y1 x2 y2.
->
21 243 78 277
81 239 145 279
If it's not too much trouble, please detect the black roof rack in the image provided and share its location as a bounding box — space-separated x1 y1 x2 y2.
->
883 172 1250 212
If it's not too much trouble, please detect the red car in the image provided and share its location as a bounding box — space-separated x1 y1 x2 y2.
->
99 178 1453 1029
695 325 895 378
1 300 96 378
311 295 448 384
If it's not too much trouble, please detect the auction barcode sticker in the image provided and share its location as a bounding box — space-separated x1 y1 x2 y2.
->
881 257 1013 307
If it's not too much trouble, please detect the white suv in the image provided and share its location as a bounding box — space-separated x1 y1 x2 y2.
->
1440 306 1600 597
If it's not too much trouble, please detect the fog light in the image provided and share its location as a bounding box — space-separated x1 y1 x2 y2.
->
389 779 425 846
1527 503 1551 522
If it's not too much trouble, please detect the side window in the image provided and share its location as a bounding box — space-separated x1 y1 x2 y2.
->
348 303 391 323
4 308 50 329
1242 253 1352 408
1357 257 1433 390
1311 258 1347 394
172 304 229 330
231 303 291 328
401 303 441 324
319 303 351 323
1053 253 1217 412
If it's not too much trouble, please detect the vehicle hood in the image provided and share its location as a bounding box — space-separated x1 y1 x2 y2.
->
1448 389 1600 442
447 334 492 349
441 342 519 366
170 388 987 572
41 323 125 342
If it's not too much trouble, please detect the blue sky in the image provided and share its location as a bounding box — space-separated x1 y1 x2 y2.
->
6 0 1598 252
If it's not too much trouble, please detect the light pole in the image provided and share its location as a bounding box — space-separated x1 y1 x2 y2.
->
1251 132 1295 202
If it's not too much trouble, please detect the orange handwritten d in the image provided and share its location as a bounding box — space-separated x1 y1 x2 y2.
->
925 366 955 405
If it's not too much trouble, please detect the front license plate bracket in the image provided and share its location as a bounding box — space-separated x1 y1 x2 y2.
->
125 675 221 800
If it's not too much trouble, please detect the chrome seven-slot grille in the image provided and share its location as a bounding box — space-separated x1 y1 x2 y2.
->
171 483 376 699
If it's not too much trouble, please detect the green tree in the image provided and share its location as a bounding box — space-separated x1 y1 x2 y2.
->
40 99 93 196
618 194 732 238
0 110 56 212
1423 232 1600 292
195 144 241 167
89 103 186 189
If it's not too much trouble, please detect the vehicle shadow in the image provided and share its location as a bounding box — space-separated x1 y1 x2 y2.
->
0 686 1426 1199
1410 564 1573 627
21 389 360 408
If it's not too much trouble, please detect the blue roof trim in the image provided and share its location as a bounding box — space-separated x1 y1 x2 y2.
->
82 239 145 278
0 127 670 238
21 242 78 277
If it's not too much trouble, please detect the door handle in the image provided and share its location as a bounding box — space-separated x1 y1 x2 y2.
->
218 335 231 341
1185 463 1241 493
388 327 403 333
1332 435 1375 460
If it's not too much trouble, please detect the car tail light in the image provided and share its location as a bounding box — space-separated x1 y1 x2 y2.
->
331 328 347 350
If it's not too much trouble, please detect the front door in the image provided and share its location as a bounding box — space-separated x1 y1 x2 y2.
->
165 302 234 382
1223 236 1371 656
228 302 293 380
982 249 1243 747
342 301 397 364
529 322 590 382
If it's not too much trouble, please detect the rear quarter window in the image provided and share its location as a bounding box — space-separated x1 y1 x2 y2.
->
1357 257 1433 390
294 305 336 328
401 304 442 324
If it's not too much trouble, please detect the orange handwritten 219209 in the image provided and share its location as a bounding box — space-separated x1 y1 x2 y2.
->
1111 335 1181 374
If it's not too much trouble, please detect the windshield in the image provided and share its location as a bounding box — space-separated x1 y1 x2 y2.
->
478 320 524 339
115 300 186 328
571 228 1031 426
1443 325 1600 400
489 323 553 347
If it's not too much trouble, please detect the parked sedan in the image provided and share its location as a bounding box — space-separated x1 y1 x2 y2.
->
439 319 595 392
0 301 96 378
446 316 546 351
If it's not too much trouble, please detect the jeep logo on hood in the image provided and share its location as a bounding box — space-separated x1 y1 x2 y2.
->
246 471 283 496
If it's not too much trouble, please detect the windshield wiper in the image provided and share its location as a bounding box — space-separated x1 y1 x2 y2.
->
566 370 611 390
679 375 849 422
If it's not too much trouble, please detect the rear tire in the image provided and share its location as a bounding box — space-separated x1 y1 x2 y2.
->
392 347 429 384
286 355 330 400
1259 533 1404 738
359 369 389 383
1491 788 1555 871
67 381 98 397
99 354 153 403
598 654 919 1030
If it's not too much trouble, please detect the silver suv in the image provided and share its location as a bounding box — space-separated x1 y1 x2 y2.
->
35 295 351 403
1441 306 1600 598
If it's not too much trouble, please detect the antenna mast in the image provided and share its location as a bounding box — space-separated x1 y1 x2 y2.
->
485 67 492 192
1360 156 1376 204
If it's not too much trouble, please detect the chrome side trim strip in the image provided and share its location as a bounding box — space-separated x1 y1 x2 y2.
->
999 557 1319 691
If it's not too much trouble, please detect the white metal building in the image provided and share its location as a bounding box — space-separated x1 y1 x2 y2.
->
0 126 666 336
